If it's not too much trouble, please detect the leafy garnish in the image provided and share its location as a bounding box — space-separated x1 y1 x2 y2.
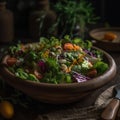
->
15 68 39 82
6 36 109 84
93 61 109 75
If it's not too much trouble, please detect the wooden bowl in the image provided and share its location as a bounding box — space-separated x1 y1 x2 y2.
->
0 47 117 104
89 27 120 52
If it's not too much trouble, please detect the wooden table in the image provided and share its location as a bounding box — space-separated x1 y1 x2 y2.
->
0 44 119 120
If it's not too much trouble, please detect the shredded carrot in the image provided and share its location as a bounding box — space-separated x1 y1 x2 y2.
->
65 59 77 73
43 50 49 58
63 43 83 51
73 44 81 51
77 53 86 63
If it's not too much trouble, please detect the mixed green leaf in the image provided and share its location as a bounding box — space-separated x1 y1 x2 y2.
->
6 36 109 84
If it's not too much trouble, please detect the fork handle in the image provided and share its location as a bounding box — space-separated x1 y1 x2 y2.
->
101 98 120 120
116 107 120 120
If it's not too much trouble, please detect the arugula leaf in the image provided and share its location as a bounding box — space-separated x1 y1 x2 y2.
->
27 74 39 82
72 37 92 50
15 68 38 82
9 44 21 55
46 57 60 72
15 68 28 80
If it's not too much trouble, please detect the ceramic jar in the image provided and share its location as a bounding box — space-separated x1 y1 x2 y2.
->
29 0 57 41
0 1 14 43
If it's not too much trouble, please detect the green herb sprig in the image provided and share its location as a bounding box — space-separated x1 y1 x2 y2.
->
52 0 99 38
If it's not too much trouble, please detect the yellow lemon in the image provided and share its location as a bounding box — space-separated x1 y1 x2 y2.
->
0 101 14 119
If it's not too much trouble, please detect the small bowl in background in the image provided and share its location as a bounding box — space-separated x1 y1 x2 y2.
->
89 27 120 52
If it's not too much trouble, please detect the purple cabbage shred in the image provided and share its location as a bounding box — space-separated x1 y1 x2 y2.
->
72 71 90 83
38 60 46 73
83 49 95 57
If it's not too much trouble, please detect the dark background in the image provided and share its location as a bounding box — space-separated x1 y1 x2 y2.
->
5 0 120 38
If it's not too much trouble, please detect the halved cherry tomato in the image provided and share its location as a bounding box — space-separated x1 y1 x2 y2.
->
87 69 97 78
34 70 43 80
6 57 17 66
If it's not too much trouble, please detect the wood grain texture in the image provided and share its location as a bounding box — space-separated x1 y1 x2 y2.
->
101 99 120 120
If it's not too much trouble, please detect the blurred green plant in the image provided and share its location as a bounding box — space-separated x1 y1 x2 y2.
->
51 0 99 38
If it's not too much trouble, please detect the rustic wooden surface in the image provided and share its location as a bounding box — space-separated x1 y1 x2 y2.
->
0 45 119 120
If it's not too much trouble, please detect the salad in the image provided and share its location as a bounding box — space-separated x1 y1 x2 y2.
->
6 35 109 84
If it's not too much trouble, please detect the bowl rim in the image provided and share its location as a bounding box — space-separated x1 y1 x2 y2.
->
0 46 117 91
89 27 120 44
